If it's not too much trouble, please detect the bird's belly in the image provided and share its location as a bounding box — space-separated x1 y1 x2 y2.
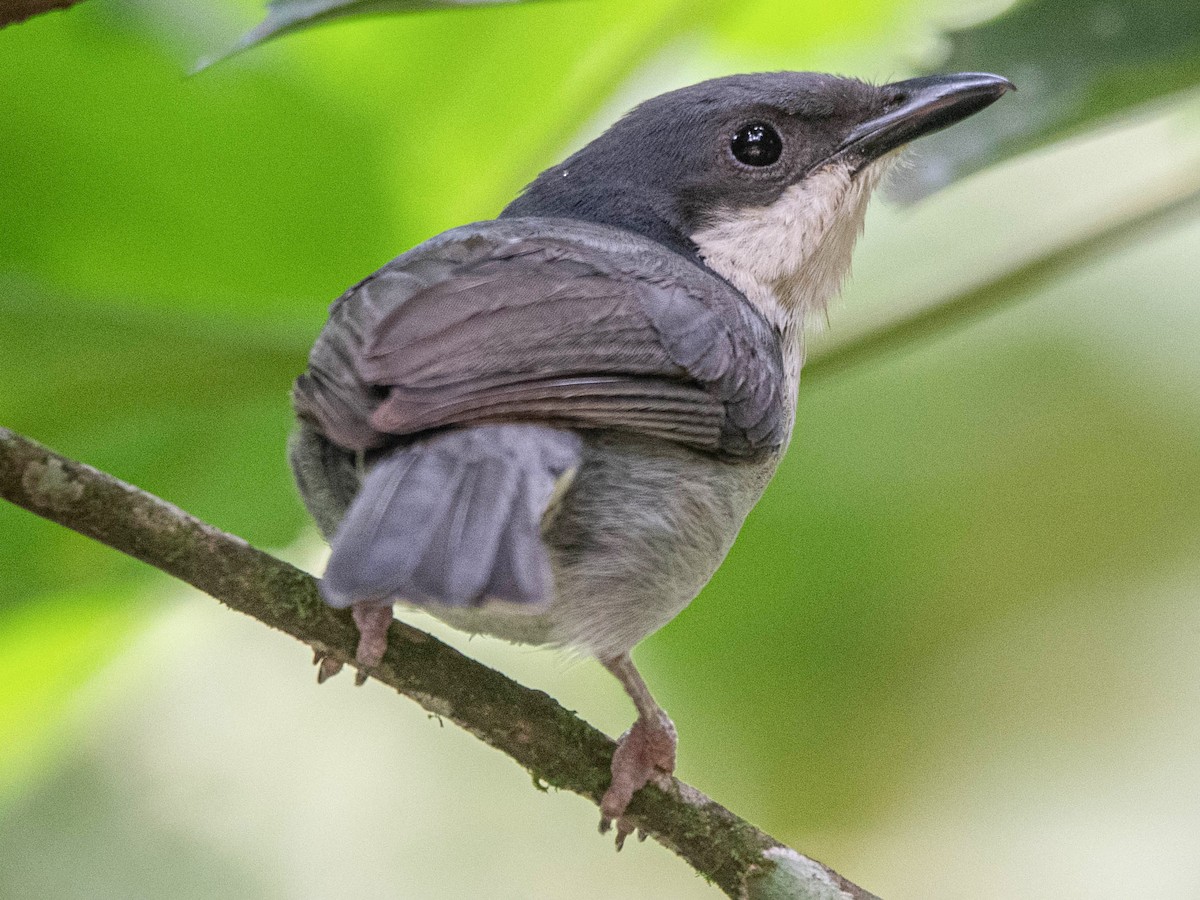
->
429 434 781 658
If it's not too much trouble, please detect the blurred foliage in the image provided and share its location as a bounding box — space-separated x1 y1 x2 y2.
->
909 0 1200 194
207 0 545 67
1 0 1200 897
0 590 148 805
672 322 1200 829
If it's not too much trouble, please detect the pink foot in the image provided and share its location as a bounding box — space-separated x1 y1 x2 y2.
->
351 602 394 684
600 713 677 848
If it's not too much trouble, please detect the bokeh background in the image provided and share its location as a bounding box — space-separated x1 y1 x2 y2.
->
2 0 1200 897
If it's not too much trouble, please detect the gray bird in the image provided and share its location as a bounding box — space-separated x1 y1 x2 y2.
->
289 70 1012 839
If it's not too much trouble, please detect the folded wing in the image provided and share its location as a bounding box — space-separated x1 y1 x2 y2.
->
294 222 787 459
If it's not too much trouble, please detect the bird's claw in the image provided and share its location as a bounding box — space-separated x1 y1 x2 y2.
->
597 815 636 852
311 604 392 685
314 653 344 683
599 714 677 849
599 815 656 851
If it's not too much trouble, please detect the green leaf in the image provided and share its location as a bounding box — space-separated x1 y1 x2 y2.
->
0 9 399 324
199 0 552 69
907 0 1200 195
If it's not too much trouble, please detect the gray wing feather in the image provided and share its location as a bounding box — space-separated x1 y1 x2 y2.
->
293 219 787 458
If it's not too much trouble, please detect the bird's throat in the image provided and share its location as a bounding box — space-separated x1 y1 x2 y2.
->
690 160 890 336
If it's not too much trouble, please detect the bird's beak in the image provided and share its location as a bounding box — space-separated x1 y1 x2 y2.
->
836 72 1014 168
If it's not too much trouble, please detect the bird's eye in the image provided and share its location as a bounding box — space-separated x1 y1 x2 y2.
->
730 122 783 167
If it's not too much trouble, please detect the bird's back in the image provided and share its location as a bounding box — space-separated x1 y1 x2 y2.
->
290 217 791 655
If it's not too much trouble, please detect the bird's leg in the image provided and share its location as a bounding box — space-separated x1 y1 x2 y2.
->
351 601 394 685
599 653 677 848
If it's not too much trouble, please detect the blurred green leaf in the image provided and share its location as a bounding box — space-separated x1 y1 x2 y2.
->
0 282 309 603
201 0 553 69
907 0 1200 195
0 757 273 898
706 0 941 73
292 0 689 233
0 8 398 321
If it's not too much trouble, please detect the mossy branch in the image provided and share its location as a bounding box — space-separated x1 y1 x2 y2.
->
0 426 880 900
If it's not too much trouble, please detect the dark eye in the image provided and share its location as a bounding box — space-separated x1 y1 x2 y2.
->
731 122 782 167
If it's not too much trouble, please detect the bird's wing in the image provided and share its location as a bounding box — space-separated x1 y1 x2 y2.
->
294 220 788 458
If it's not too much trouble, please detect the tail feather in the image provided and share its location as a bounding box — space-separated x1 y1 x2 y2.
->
320 425 580 610
485 499 553 605
412 455 518 604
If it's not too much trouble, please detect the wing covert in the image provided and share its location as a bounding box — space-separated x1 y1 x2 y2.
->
294 220 787 458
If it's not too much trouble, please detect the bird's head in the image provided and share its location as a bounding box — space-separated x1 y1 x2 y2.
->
504 71 1012 328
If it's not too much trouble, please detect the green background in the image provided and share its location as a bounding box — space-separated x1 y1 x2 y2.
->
2 0 1200 896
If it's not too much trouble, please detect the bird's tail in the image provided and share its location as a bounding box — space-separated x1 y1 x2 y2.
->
320 425 580 610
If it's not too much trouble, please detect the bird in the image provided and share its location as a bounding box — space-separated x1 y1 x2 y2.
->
288 70 1013 843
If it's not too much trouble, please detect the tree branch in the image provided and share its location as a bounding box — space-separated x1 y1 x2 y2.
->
0 0 87 28
0 426 880 900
